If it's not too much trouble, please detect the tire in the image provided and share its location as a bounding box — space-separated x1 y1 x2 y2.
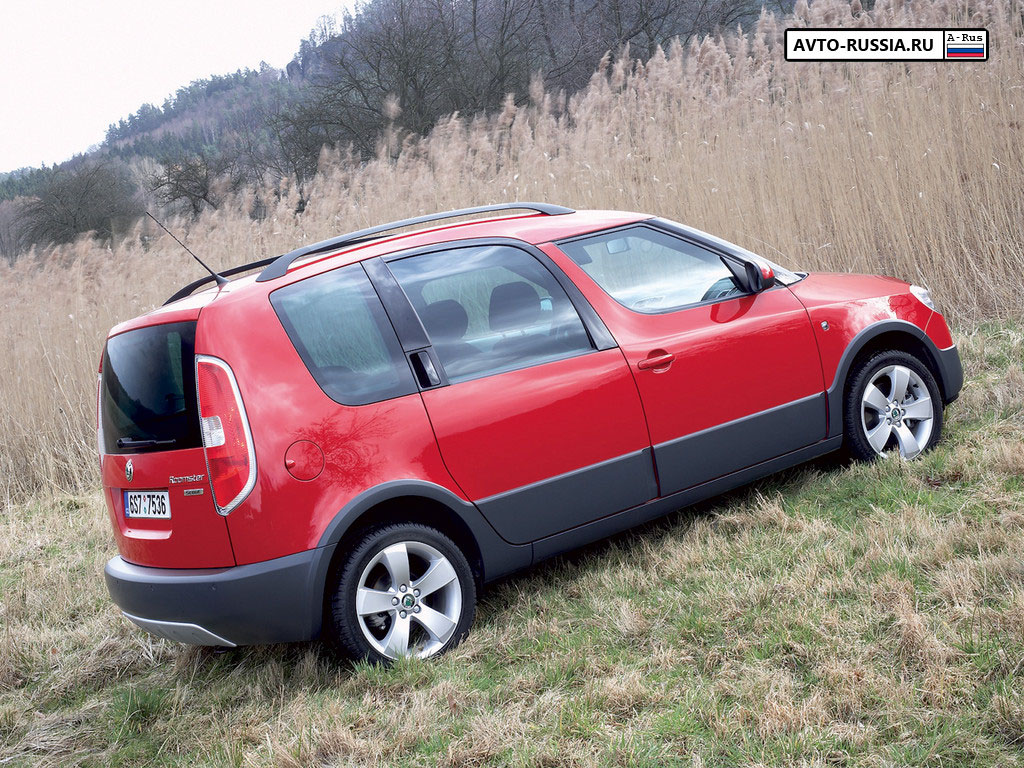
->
328 523 476 663
843 349 943 461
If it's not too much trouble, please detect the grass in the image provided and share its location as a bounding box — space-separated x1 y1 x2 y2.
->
0 325 1021 766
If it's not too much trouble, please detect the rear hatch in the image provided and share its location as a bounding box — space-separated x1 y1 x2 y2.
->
99 319 235 568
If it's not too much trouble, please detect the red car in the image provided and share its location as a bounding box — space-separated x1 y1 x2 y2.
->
99 203 962 661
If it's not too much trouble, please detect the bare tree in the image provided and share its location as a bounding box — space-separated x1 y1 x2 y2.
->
19 161 142 247
151 151 233 217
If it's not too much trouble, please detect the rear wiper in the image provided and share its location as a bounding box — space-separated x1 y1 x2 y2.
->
116 437 177 449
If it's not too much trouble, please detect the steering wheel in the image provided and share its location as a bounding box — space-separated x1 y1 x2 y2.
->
701 277 741 303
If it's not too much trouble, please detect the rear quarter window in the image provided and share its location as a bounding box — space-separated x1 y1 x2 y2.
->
271 263 416 405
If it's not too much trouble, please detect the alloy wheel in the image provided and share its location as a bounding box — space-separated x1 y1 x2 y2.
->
355 540 462 659
860 364 935 459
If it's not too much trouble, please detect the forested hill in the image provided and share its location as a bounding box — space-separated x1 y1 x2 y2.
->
0 0 781 259
102 68 292 163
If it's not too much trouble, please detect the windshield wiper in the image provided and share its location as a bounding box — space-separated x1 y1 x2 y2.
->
116 437 177 449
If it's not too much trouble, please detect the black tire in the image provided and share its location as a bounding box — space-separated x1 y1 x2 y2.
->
843 349 943 462
328 523 476 663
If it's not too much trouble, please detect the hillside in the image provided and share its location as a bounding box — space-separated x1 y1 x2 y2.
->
1 0 782 259
2 328 1022 765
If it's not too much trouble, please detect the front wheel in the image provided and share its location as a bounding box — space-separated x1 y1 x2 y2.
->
843 350 943 461
328 523 476 662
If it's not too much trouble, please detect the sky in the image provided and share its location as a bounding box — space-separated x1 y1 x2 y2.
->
0 0 350 173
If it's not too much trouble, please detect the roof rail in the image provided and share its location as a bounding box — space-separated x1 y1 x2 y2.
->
254 202 575 283
162 256 277 306
161 203 574 305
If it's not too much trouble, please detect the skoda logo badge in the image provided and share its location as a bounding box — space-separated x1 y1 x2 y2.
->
125 459 134 483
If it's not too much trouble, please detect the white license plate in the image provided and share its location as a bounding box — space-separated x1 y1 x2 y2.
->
124 491 171 519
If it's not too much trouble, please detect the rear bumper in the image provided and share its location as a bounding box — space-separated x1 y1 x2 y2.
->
104 546 335 646
936 344 964 405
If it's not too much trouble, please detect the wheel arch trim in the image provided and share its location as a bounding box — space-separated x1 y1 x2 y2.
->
306 480 532 638
826 319 960 438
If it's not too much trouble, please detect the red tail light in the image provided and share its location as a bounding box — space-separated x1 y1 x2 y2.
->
195 356 256 515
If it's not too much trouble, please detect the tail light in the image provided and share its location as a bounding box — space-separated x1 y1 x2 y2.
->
195 355 257 515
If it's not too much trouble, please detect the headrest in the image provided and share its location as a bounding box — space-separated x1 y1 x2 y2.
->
421 299 470 340
489 282 541 333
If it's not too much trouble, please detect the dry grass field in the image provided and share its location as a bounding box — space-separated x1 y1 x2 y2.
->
1 0 1022 765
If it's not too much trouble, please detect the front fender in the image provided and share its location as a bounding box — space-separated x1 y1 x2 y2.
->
824 319 962 438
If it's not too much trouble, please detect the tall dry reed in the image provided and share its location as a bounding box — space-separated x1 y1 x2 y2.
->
0 0 1020 502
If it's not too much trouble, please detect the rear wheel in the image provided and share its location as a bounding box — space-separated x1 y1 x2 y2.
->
328 523 476 662
843 350 942 461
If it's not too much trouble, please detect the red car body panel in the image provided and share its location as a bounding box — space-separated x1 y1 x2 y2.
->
787 272 952 389
190 287 468 565
542 243 826 446
421 348 652 542
101 448 234 568
108 293 210 336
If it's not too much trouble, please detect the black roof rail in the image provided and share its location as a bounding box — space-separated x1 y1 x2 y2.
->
254 202 575 283
162 256 277 306
161 202 574 305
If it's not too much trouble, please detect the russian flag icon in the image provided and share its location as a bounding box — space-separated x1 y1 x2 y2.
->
947 47 985 58
945 32 987 60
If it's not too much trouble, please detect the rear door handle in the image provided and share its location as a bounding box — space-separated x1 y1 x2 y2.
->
637 352 675 370
409 350 441 388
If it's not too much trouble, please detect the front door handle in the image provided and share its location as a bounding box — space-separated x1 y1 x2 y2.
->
637 352 675 371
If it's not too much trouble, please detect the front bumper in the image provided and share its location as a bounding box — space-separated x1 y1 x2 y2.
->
104 546 335 646
936 344 964 405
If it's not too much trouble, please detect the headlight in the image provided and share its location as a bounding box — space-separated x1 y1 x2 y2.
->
910 285 936 311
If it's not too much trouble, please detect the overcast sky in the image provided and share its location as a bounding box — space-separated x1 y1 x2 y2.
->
0 0 349 173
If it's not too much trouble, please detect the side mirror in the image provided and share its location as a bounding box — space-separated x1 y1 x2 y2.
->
744 261 775 292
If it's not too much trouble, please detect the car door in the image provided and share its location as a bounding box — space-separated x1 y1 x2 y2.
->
373 241 657 545
550 224 826 496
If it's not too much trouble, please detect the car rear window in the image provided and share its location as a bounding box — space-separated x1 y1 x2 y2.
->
100 321 202 454
270 263 417 405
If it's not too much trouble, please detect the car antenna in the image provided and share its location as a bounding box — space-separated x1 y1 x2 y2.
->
145 211 227 287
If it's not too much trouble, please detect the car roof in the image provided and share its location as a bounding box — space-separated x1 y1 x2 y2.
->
263 208 649 282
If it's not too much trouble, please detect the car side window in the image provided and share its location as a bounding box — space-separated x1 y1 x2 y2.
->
387 244 594 383
559 226 745 313
270 264 417 405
